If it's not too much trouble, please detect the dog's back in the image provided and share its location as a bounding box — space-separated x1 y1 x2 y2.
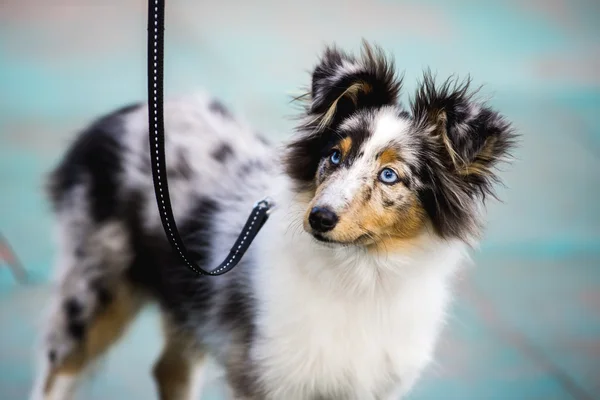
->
33 93 273 400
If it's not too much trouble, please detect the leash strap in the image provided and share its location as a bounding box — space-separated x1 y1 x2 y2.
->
147 0 272 276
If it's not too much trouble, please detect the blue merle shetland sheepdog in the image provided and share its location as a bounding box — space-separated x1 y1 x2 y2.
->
32 43 516 400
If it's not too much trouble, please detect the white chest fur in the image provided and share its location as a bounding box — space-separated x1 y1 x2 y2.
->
251 214 466 399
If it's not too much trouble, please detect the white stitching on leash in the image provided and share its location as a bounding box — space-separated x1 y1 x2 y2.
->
151 1 201 274
150 0 268 275
148 0 273 275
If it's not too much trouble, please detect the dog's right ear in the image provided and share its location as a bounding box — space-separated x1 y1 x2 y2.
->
306 42 402 132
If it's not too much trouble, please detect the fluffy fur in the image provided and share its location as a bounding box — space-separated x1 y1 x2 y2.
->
31 42 516 400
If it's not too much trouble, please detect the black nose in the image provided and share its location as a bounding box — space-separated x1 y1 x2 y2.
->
309 207 338 233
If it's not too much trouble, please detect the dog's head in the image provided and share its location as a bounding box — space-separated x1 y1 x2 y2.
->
284 42 516 250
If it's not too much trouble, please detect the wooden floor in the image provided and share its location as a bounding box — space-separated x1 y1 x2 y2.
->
0 1 599 398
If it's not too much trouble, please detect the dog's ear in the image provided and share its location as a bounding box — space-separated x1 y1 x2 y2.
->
412 73 516 195
306 41 402 132
411 73 517 239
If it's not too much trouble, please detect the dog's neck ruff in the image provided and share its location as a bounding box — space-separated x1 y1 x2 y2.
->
147 0 273 275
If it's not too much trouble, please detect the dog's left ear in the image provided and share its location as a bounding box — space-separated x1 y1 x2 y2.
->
412 74 516 194
306 42 402 132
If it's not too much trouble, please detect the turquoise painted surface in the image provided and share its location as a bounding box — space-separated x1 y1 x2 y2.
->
0 0 598 398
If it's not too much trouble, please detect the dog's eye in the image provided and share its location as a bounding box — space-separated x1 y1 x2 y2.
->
379 168 399 184
329 149 342 165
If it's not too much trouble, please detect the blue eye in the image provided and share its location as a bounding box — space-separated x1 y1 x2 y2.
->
379 168 399 184
329 149 342 165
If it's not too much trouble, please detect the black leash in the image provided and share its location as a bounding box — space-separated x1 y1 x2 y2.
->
147 0 273 276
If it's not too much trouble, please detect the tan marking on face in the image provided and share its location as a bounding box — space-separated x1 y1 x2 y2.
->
347 190 425 242
308 176 426 247
378 148 398 165
366 196 427 252
339 137 352 157
305 142 426 248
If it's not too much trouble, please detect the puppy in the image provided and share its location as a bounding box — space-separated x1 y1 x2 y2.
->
32 43 516 400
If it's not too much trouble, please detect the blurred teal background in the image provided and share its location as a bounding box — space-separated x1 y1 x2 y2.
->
0 0 599 399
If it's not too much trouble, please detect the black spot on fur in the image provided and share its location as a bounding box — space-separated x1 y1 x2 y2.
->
127 195 219 324
168 149 193 180
91 282 112 307
219 278 260 398
124 190 165 296
383 198 395 208
238 159 268 179
219 279 252 328
212 142 234 163
364 186 373 201
209 100 233 119
74 245 85 258
48 350 56 364
179 198 220 264
67 320 85 340
47 103 139 222
63 298 82 319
